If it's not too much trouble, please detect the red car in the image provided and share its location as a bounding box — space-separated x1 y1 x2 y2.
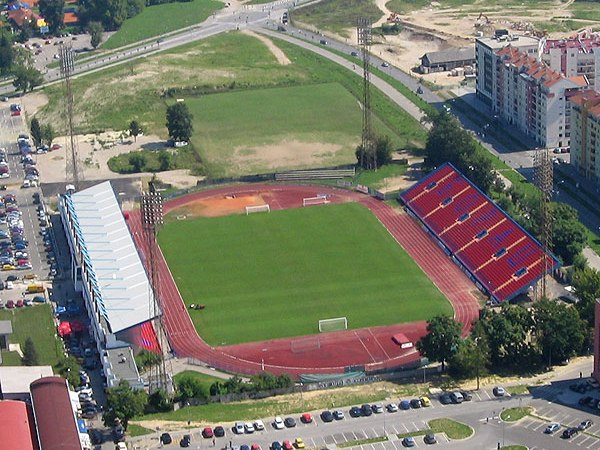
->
202 427 213 438
282 441 293 450
300 413 312 424
16 300 24 308
6 300 14 309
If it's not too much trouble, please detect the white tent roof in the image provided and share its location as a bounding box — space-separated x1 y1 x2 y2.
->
68 181 154 333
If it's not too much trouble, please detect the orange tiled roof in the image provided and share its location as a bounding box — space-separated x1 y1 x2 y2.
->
63 12 78 24
8 8 39 27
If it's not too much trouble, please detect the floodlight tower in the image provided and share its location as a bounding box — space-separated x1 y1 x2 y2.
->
533 148 553 300
357 17 376 170
140 189 171 394
59 44 81 188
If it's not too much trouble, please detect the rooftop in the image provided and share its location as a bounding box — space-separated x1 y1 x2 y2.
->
0 320 12 335
477 34 540 50
569 90 600 117
421 47 475 64
64 181 155 333
0 366 54 395
0 400 38 450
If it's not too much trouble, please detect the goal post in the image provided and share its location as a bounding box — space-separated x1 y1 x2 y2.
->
245 204 270 215
318 317 348 333
303 195 329 207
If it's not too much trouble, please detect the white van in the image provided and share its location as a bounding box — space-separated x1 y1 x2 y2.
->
450 391 464 404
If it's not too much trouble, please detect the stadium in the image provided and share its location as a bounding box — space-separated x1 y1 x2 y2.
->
62 163 556 382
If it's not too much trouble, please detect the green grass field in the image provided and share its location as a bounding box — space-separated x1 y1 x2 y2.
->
158 203 451 346
0 305 62 366
102 0 223 49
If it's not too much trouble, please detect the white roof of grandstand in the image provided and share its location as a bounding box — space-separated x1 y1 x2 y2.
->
68 181 153 333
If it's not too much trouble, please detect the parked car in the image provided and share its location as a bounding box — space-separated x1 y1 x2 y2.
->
400 400 411 410
273 417 284 430
282 440 293 450
420 396 431 407
284 417 296 428
180 434 191 447
300 413 312 424
254 420 265 431
333 410 344 420
439 393 452 405
361 404 373 416
410 399 422 409
160 433 172 445
234 422 245 434
424 433 437 444
294 438 304 449
579 420 593 430
349 406 362 417
6 300 14 309
450 392 464 404
271 442 282 450
320 410 334 422
214 426 225 437
386 403 398 412
402 437 416 447
461 391 472 401
562 427 578 439
545 423 560 434
202 427 214 438
493 386 506 397
371 404 384 413
244 422 255 434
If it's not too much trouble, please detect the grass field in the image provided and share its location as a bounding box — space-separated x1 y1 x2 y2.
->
158 202 451 346
102 0 223 49
184 82 400 176
0 305 62 366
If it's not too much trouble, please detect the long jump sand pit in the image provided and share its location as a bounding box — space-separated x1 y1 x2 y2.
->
167 193 266 218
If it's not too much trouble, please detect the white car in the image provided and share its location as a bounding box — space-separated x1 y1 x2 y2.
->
244 422 254 433
234 422 244 434
545 422 560 434
273 416 284 430
386 403 398 412
254 420 265 431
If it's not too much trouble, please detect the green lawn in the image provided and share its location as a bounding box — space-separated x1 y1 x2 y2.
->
159 202 451 346
102 0 223 49
186 82 400 176
174 370 226 391
501 407 532 422
0 305 62 366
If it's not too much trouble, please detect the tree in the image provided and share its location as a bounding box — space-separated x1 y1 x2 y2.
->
166 102 193 142
355 135 394 169
552 203 587 265
176 375 209 402
572 266 600 327
416 315 462 371
128 153 146 173
39 0 65 34
448 321 490 384
22 337 39 366
158 150 172 171
424 111 496 194
103 380 148 429
12 65 43 94
41 124 55 146
134 349 161 371
0 30 14 76
30 118 43 147
87 21 104 49
129 120 141 141
56 355 80 387
533 298 586 366
148 388 172 412
126 0 145 18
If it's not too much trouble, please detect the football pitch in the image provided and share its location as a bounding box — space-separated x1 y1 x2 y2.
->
158 203 452 346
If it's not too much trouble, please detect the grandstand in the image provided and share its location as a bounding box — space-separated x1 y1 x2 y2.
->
399 163 559 303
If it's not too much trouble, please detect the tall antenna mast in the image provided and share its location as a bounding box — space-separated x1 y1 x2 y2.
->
140 188 171 394
533 148 553 300
59 44 81 188
357 17 376 170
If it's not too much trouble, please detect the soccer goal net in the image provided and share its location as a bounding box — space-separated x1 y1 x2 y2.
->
318 317 348 333
303 195 329 207
245 204 270 215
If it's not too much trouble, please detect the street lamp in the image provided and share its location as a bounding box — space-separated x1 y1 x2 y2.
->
475 337 481 390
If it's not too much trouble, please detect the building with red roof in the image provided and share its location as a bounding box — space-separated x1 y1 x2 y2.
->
542 30 600 90
494 46 586 149
0 400 39 450
7 8 40 28
30 377 83 450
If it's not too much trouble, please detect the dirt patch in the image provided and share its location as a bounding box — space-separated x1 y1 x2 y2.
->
230 140 346 173
168 194 266 218
21 92 49 117
242 29 291 65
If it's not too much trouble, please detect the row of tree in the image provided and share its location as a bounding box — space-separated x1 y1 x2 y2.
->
418 300 588 380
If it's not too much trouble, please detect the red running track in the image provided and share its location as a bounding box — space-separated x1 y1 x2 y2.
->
127 185 480 377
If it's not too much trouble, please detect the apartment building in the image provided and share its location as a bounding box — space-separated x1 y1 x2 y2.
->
541 31 600 89
569 90 600 182
495 46 587 148
475 33 541 107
